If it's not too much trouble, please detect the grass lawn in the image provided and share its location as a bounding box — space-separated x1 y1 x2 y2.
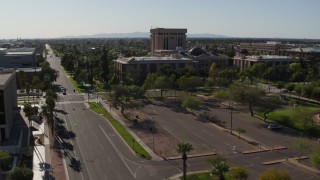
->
258 106 320 137
63 69 86 93
88 102 151 159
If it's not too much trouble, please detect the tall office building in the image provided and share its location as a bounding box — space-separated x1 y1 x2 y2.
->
0 70 17 141
150 28 187 56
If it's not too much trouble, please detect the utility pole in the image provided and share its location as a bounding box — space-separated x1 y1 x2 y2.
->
230 102 233 134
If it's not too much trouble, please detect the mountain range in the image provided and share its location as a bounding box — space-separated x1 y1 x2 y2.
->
60 32 227 39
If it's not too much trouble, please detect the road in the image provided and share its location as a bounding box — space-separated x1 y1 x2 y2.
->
45 44 319 180
45 45 181 180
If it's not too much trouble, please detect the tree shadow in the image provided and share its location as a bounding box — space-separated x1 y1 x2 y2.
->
54 108 68 115
55 124 76 140
69 157 82 172
129 119 159 134
38 162 55 180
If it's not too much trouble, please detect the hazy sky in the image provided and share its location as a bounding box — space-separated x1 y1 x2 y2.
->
1 0 319 39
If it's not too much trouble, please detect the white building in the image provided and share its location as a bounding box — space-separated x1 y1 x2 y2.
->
0 48 36 68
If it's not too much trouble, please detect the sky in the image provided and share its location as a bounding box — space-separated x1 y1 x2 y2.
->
1 0 320 39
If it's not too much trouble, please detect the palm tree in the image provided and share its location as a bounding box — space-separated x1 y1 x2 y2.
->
177 142 193 180
211 161 230 180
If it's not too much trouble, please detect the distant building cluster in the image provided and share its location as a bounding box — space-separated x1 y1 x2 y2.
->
114 28 230 76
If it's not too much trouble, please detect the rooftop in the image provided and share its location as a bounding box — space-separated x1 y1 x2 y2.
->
116 56 193 64
287 47 320 53
0 48 35 56
0 71 14 88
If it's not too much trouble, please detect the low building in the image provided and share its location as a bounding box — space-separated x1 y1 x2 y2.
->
282 47 320 64
233 53 298 70
114 55 197 76
0 70 18 141
187 47 230 68
0 48 36 68
240 41 285 55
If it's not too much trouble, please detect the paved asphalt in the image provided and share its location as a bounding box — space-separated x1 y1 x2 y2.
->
45 44 319 180
45 45 182 180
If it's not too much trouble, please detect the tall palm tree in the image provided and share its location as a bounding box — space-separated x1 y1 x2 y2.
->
177 142 193 180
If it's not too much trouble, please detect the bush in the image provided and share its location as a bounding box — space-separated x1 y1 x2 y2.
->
7 167 33 180
0 150 12 171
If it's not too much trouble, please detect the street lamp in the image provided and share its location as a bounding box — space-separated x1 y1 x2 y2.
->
230 102 233 134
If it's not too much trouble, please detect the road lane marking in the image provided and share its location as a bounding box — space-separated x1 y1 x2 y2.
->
62 104 90 180
99 125 141 178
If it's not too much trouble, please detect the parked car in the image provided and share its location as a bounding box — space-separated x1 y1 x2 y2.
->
268 124 282 130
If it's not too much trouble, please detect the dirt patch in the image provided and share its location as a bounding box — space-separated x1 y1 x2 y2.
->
112 105 181 157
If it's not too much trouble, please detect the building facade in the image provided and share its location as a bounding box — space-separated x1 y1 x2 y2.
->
150 28 187 56
114 55 197 75
0 70 17 141
233 53 298 70
0 48 36 68
240 41 285 55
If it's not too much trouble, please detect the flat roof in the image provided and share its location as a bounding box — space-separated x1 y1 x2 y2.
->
0 71 14 88
287 47 320 53
115 56 194 64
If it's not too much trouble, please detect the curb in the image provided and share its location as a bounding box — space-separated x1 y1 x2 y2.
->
165 152 216 160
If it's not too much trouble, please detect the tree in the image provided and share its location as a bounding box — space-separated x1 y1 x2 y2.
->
181 95 202 111
309 144 320 169
177 142 193 180
7 167 33 180
285 83 295 96
25 83 30 102
294 85 302 98
23 102 38 125
291 139 311 162
259 97 281 121
228 166 249 180
177 76 203 92
110 85 131 114
235 128 246 138
209 62 219 82
0 150 11 171
18 70 26 91
259 168 291 180
210 159 230 180
229 85 264 116
32 76 41 98
143 73 158 90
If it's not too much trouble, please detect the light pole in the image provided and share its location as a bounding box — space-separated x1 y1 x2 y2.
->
230 102 233 134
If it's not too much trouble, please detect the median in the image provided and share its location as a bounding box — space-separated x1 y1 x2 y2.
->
88 102 151 159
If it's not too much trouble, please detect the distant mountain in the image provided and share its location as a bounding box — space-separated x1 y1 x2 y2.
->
60 32 227 39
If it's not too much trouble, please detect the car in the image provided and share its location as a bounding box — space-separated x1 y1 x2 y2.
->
63 89 67 95
268 124 282 130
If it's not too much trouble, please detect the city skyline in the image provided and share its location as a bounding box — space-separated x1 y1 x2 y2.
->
1 0 320 39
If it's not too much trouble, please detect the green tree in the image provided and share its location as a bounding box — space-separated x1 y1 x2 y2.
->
260 96 281 121
25 83 30 102
211 161 230 180
235 128 246 138
294 85 303 98
110 85 131 114
209 62 219 82
23 102 38 125
309 144 320 169
0 150 11 171
229 85 264 116
259 168 291 180
7 167 33 180
181 95 202 111
228 166 249 180
177 142 193 180
18 70 26 91
285 83 295 96
32 76 41 98
291 139 312 162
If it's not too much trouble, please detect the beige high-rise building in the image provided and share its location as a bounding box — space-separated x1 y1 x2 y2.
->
150 28 187 56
